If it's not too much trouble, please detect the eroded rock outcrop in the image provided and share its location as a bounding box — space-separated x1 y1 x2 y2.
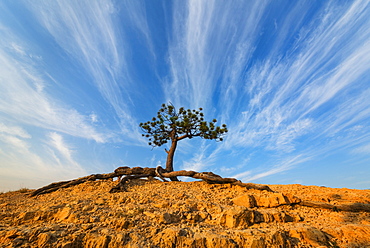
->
0 179 369 247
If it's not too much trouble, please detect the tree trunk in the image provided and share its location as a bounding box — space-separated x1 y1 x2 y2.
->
166 139 179 181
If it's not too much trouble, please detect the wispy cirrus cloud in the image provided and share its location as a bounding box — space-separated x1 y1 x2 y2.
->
0 44 107 142
0 123 86 191
48 132 80 167
234 154 312 182
25 1 155 143
352 143 370 155
26 0 153 143
165 0 370 182
227 0 370 149
238 1 369 181
0 3 109 142
181 140 214 172
0 123 31 139
165 1 268 110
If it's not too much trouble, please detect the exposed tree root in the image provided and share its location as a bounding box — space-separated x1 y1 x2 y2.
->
31 166 272 196
30 172 118 197
299 201 370 212
30 166 370 213
109 166 274 193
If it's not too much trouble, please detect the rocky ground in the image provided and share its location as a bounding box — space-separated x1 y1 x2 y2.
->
0 178 370 247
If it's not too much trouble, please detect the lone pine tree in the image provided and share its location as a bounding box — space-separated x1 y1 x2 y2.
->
139 103 228 181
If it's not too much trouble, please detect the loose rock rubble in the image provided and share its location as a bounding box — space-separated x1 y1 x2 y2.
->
1 179 369 247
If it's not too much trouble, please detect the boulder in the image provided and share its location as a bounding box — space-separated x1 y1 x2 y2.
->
219 206 255 228
289 225 328 247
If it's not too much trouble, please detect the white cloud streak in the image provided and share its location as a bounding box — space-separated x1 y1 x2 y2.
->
236 154 312 182
181 141 213 172
165 0 370 181
166 1 268 110
0 47 107 142
352 144 370 155
48 132 78 167
26 0 152 143
0 124 86 191
0 123 31 139
226 0 370 149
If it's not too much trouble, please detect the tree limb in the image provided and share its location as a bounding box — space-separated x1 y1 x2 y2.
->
176 134 189 141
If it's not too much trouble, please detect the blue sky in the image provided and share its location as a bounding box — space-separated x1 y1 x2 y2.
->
1 1 370 191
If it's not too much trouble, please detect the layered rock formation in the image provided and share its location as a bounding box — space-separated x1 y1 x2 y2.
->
1 179 369 247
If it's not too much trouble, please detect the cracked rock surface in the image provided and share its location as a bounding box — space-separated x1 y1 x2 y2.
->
1 179 369 247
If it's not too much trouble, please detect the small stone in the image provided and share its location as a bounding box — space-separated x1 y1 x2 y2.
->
251 238 265 248
82 205 94 211
82 224 94 230
100 228 110 235
89 216 100 223
6 229 20 239
54 207 72 222
37 232 55 248
95 198 105 205
12 237 24 246
18 211 35 221
159 212 179 224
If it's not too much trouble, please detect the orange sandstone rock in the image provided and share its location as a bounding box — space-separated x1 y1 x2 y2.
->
0 179 369 247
